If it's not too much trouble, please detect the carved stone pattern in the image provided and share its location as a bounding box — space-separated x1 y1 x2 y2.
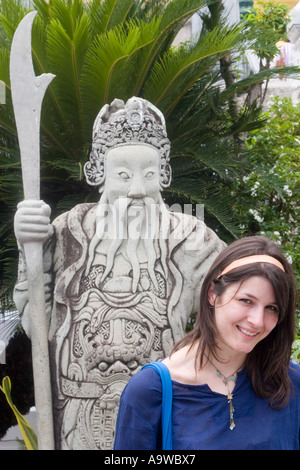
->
84 110 171 188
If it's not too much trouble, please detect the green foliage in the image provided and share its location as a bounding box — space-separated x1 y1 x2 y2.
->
251 1 289 35
292 319 300 364
292 314 300 364
239 1 298 108
0 0 298 309
0 376 38 450
232 96 300 325
242 1 290 62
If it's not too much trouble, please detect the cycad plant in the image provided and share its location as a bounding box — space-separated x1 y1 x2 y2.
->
0 0 297 311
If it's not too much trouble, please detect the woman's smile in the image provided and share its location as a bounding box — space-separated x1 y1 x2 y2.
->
236 325 259 337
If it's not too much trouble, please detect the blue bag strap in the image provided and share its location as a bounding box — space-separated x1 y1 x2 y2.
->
141 362 173 450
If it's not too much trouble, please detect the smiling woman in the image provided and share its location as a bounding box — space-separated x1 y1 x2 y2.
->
210 276 280 356
114 235 300 450
169 236 297 407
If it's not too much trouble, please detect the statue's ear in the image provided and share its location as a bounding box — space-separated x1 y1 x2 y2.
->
160 162 172 188
84 151 105 187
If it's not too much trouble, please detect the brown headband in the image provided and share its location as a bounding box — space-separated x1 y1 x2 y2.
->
217 255 285 279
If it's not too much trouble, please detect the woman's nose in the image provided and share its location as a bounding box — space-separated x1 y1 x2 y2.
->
247 307 265 329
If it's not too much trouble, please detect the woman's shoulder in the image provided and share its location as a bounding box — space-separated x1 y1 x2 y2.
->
129 364 164 387
120 365 163 410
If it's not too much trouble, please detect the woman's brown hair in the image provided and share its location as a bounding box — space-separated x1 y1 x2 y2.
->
173 236 297 408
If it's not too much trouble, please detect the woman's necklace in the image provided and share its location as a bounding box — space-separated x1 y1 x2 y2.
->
216 369 237 431
204 355 241 430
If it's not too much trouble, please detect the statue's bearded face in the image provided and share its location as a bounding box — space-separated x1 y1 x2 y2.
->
104 144 161 207
95 144 165 293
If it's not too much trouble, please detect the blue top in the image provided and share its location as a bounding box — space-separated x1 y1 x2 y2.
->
114 362 300 450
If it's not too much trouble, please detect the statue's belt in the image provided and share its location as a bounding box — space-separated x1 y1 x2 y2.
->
61 376 127 398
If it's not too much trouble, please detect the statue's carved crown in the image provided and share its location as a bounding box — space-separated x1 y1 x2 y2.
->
84 97 171 188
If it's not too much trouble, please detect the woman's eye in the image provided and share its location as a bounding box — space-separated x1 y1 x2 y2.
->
119 172 130 180
267 305 279 313
145 171 154 178
239 298 251 304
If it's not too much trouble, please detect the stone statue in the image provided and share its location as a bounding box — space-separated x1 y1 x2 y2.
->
14 97 225 450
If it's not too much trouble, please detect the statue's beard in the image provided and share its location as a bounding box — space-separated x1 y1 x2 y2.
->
92 194 164 293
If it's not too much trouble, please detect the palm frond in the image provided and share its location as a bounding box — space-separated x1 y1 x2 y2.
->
159 0 210 36
0 48 10 86
46 13 91 134
221 66 300 102
164 178 240 238
86 0 136 34
144 23 243 115
81 21 143 121
132 0 213 95
32 0 51 23
0 0 29 45
170 144 244 179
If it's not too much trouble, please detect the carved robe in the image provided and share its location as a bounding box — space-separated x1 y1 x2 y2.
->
14 203 225 449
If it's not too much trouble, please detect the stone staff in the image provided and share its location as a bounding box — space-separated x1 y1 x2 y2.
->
10 11 55 450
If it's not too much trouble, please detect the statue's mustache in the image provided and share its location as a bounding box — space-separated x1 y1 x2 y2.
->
94 196 159 293
96 196 159 240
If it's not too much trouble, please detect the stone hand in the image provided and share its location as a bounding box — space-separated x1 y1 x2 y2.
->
14 199 52 246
